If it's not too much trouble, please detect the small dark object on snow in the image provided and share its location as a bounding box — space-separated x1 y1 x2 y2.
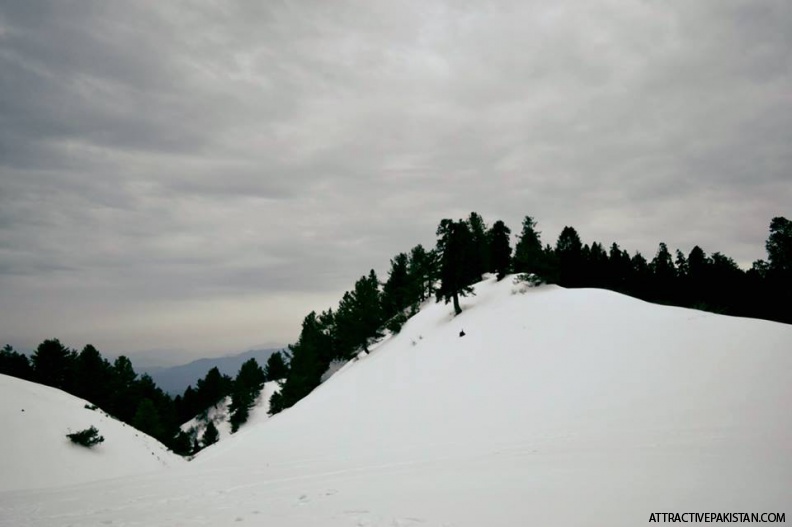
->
67 426 104 447
459 329 466 337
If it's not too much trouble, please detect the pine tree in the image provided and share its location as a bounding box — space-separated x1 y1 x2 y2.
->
32 338 74 390
381 252 411 321
0 345 34 381
335 271 382 356
606 243 631 291
687 245 709 305
74 344 111 406
228 385 250 433
133 398 164 439
650 242 676 302
229 358 265 432
194 367 233 413
513 216 544 276
171 430 192 456
274 311 335 413
435 219 475 315
487 220 512 280
630 252 651 297
555 226 583 286
407 244 437 303
766 217 792 275
466 212 490 280
202 421 219 447
263 351 289 381
588 242 608 287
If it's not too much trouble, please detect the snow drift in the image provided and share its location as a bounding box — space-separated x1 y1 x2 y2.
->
1 277 790 526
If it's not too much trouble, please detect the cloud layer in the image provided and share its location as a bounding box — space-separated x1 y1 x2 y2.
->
1 0 790 357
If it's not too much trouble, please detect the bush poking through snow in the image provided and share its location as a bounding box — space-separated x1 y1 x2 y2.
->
67 426 104 447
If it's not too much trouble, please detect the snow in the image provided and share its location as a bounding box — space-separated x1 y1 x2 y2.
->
2 277 791 526
0 374 183 492
181 380 281 446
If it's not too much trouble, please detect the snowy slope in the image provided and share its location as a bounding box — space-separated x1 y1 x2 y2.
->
1 277 790 526
0 374 184 492
181 380 281 446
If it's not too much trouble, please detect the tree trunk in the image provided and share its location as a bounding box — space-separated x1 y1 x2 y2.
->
452 291 462 315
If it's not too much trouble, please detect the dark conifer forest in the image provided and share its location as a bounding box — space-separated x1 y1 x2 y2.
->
2 214 790 454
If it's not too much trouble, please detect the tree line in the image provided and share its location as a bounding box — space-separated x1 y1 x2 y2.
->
2 213 789 450
269 213 791 416
0 340 289 455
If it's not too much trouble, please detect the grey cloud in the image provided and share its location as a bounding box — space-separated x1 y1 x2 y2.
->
1 0 789 356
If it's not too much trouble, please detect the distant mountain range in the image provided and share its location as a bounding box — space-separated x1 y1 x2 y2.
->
141 348 282 395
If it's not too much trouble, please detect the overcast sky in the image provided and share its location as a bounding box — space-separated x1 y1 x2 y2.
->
1 0 790 363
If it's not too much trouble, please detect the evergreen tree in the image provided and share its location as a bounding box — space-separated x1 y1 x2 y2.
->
263 350 289 382
435 219 475 315
171 430 192 456
630 252 651 297
0 345 34 381
273 311 335 413
762 216 792 323
228 383 250 433
229 358 265 432
766 216 792 275
133 398 164 440
650 242 676 302
202 421 219 447
31 338 74 390
708 252 745 313
74 344 111 405
177 385 199 423
587 242 609 288
606 243 632 291
674 249 688 278
268 390 285 415
407 244 437 303
335 271 382 355
555 226 583 286
687 245 709 305
466 212 490 280
487 220 512 280
513 216 544 276
381 253 411 320
357 270 383 349
194 367 233 412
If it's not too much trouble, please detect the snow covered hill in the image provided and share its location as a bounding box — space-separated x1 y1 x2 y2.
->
0 374 184 492
1 277 790 526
